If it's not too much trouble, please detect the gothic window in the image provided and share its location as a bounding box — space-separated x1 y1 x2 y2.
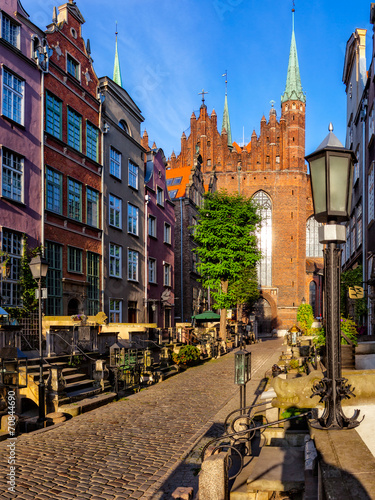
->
253 191 272 287
306 217 323 257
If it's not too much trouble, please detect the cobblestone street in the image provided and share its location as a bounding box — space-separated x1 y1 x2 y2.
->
0 338 284 499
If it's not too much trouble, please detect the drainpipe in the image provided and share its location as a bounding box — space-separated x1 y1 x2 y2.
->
145 193 150 322
180 198 184 322
361 103 367 330
40 70 45 251
99 90 104 313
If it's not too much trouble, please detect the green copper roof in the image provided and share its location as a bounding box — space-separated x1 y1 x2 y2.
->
113 31 122 87
281 13 305 104
222 93 232 147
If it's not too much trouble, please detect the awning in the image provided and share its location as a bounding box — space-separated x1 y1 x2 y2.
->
192 311 220 321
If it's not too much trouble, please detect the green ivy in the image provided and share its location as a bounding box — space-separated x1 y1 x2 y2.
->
297 303 314 335
341 266 367 322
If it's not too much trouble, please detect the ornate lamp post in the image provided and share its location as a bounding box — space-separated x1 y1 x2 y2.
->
29 252 49 423
305 124 361 430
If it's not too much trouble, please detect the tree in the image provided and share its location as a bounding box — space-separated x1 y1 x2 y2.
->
194 190 261 338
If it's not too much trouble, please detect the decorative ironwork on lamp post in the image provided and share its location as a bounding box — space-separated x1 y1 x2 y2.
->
305 123 362 430
29 252 49 423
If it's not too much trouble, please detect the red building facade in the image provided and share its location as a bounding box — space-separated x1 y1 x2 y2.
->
43 1 102 316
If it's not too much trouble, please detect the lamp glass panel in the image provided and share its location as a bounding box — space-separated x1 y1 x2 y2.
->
347 162 354 215
235 353 245 385
310 156 326 214
329 156 349 213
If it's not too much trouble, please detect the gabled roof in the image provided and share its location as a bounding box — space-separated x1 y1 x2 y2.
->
166 166 193 199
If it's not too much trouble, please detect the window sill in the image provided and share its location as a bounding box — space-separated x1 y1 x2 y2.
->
109 173 122 182
128 185 139 192
1 114 25 129
127 279 139 283
128 232 139 238
0 196 26 207
109 224 123 231
109 275 122 280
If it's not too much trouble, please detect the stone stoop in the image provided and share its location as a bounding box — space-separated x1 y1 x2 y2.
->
230 429 309 499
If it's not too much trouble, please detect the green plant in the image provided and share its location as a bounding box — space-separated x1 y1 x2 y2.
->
312 327 326 348
341 266 367 322
68 355 83 367
280 407 304 419
312 318 358 348
289 359 300 370
172 345 200 366
297 303 314 335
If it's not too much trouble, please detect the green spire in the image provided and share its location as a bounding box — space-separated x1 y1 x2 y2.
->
113 23 122 87
221 71 232 147
281 10 305 104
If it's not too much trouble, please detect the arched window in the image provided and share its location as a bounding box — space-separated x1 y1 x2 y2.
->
309 281 316 316
306 217 323 257
118 119 130 135
253 191 272 286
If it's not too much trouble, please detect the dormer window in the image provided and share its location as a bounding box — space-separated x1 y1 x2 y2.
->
67 54 80 80
119 119 129 134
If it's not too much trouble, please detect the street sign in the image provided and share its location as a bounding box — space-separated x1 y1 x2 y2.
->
348 286 364 299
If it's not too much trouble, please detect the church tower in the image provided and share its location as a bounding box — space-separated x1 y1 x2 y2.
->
167 8 321 332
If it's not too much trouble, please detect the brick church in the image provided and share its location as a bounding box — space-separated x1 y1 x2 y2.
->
167 12 323 333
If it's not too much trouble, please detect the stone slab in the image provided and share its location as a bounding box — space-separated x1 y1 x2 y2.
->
246 446 304 492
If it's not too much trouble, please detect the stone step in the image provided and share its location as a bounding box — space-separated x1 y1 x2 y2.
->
63 373 88 384
230 446 305 499
58 391 117 417
64 378 97 392
60 385 103 404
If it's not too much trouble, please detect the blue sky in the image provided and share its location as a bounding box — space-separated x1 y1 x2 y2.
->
23 0 372 158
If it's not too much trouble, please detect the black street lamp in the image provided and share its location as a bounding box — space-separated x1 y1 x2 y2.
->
29 252 49 423
305 124 361 430
234 349 251 414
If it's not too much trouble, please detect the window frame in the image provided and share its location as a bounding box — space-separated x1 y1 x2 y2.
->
148 257 157 284
0 12 20 48
46 91 62 139
67 246 83 274
66 53 80 80
2 67 24 125
67 107 82 151
86 187 99 227
109 299 122 323
128 160 139 190
127 203 139 236
128 249 139 282
1 229 22 307
67 177 82 221
148 215 156 238
110 147 121 179
157 186 164 206
1 148 23 203
86 121 99 162
46 166 62 214
163 262 171 287
109 243 122 278
164 222 171 244
109 194 122 229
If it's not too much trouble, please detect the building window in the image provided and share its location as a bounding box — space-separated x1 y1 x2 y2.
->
253 191 272 287
46 167 62 214
67 107 82 151
164 223 171 244
109 299 122 323
1 230 22 307
109 243 121 278
148 215 156 238
68 247 82 273
149 258 156 283
46 92 62 139
127 204 139 236
87 251 100 315
350 217 356 255
128 300 137 322
67 54 80 80
306 217 323 257
163 262 171 286
109 194 122 228
119 119 129 134
86 187 99 227
309 281 316 316
345 224 350 262
128 249 138 281
157 186 164 206
46 242 63 315
192 251 198 274
2 149 23 202
369 164 374 224
68 178 82 221
2 68 24 124
169 189 178 199
86 122 99 161
110 147 121 179
128 161 138 189
1 14 20 47
191 216 198 236
167 177 182 186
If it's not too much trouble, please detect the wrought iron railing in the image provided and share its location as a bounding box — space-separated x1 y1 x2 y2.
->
201 401 312 480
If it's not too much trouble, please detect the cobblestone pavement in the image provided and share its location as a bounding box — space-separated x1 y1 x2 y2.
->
0 337 284 500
